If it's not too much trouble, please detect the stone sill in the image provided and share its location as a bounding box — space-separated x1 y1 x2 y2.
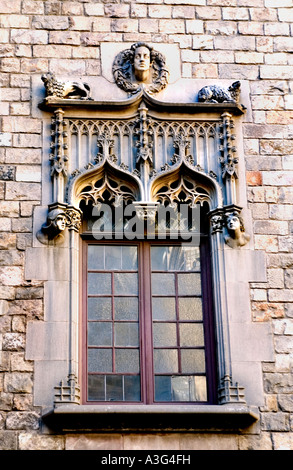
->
42 404 259 433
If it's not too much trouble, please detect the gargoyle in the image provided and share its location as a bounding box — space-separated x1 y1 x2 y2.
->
41 73 91 100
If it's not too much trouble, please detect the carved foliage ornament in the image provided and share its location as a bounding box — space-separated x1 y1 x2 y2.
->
112 42 169 94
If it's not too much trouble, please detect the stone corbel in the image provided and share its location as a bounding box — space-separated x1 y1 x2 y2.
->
37 203 82 244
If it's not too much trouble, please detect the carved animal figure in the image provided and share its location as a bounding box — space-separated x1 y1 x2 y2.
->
41 73 91 100
198 81 241 104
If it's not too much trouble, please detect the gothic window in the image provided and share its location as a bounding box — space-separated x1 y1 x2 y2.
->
81 182 217 405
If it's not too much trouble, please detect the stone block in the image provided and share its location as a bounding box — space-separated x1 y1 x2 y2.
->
255 220 288 236
19 432 64 450
10 352 34 372
13 394 33 411
26 322 68 361
49 31 80 45
0 267 23 286
230 323 274 362
0 133 12 147
149 5 171 18
262 171 293 186
6 412 39 430
272 433 293 451
0 431 17 450
66 434 123 451
2 333 25 351
11 29 48 45
5 182 41 201
0 165 15 181
15 166 41 183
5 148 41 164
4 373 32 393
22 1 44 15
33 359 68 406
32 15 69 30
261 412 290 432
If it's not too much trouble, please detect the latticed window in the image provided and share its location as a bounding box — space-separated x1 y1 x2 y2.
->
82 211 216 404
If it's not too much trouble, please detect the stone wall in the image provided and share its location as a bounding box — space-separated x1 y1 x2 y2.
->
0 0 293 451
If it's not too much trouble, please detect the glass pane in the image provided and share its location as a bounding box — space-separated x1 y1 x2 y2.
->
88 297 112 321
115 297 138 321
88 375 105 401
193 376 207 402
152 297 176 321
88 273 111 295
115 349 140 373
124 375 141 401
151 273 175 296
153 323 177 347
178 297 202 321
114 273 138 295
122 246 138 270
151 246 168 271
88 322 112 347
178 273 201 296
105 245 121 270
168 246 200 271
154 376 172 401
151 246 201 271
179 324 204 347
154 349 178 373
88 349 112 373
106 375 123 401
88 245 104 270
114 323 139 347
181 349 206 374
171 375 207 402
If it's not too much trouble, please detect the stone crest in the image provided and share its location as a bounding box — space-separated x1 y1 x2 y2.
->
112 42 169 94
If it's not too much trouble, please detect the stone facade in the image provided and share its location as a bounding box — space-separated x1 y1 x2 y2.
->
0 0 293 451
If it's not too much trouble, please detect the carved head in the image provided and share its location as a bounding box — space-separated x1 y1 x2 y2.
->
47 208 67 232
134 45 151 73
225 212 244 234
131 42 153 82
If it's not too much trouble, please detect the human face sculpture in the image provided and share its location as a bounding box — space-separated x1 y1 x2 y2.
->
134 46 151 79
55 214 67 232
227 214 240 232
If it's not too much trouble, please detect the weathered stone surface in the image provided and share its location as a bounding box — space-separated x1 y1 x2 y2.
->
2 333 25 351
0 431 17 450
4 372 33 393
6 411 39 430
19 432 64 450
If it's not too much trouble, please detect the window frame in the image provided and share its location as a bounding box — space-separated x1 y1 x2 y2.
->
81 236 217 406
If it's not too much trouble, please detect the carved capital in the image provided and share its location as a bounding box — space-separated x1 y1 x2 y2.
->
66 206 82 232
208 208 224 234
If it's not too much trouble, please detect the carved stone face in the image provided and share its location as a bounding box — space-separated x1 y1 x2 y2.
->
226 214 240 231
134 46 151 77
55 214 67 231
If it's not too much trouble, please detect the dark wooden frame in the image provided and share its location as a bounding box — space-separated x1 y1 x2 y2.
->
81 237 217 406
